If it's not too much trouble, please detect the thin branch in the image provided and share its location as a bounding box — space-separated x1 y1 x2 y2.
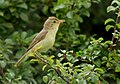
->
55 69 70 84
114 36 120 44
109 8 120 51
34 53 48 64
34 53 70 84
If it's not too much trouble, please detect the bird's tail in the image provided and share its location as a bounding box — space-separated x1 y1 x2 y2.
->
15 51 30 67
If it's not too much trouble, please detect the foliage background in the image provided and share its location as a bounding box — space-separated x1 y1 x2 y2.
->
0 0 120 84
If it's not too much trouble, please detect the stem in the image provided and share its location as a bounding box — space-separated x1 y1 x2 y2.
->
109 8 120 51
55 69 70 84
34 53 48 64
34 53 70 84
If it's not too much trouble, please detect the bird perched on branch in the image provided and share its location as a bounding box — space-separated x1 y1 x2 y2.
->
15 16 65 66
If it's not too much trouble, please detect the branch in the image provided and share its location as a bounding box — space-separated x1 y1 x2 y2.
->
34 53 70 84
109 8 120 51
55 69 70 84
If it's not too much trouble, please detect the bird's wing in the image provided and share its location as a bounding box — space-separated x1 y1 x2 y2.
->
27 30 48 51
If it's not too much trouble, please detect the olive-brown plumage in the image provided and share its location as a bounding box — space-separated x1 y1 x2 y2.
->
15 17 65 66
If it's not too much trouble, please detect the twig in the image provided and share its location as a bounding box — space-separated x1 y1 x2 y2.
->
55 69 70 84
109 8 120 51
34 53 70 84
34 53 48 64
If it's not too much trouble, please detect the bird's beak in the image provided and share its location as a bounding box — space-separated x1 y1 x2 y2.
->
58 19 65 23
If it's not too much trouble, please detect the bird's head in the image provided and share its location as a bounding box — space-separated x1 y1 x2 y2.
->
44 16 65 30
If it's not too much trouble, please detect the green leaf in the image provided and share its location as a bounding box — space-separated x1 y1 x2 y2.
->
42 6 48 15
74 15 83 22
94 59 101 67
105 25 114 32
9 7 16 13
111 0 120 6
0 0 4 5
0 61 6 68
5 38 15 45
82 1 91 8
112 33 119 39
82 10 90 17
15 49 26 58
58 53 63 57
60 49 66 53
115 64 120 72
107 6 116 13
0 11 4 16
104 18 115 25
63 62 73 67
57 0 65 5
106 62 112 67
88 45 93 51
17 3 28 9
0 0 9 8
66 11 73 18
94 68 105 74
18 80 27 84
102 56 108 61
98 37 103 42
117 12 120 17
117 78 120 84
91 74 99 83
54 4 65 11
2 23 14 29
116 23 120 29
105 40 112 44
7 71 15 79
20 13 29 22
43 76 48 83
92 0 101 3
21 32 27 39
42 64 48 71
47 56 55 65
79 79 87 84
30 59 40 63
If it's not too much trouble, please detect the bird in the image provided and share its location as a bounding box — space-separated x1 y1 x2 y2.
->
15 16 65 66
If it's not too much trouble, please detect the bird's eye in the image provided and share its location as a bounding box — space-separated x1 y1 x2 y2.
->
53 21 56 23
